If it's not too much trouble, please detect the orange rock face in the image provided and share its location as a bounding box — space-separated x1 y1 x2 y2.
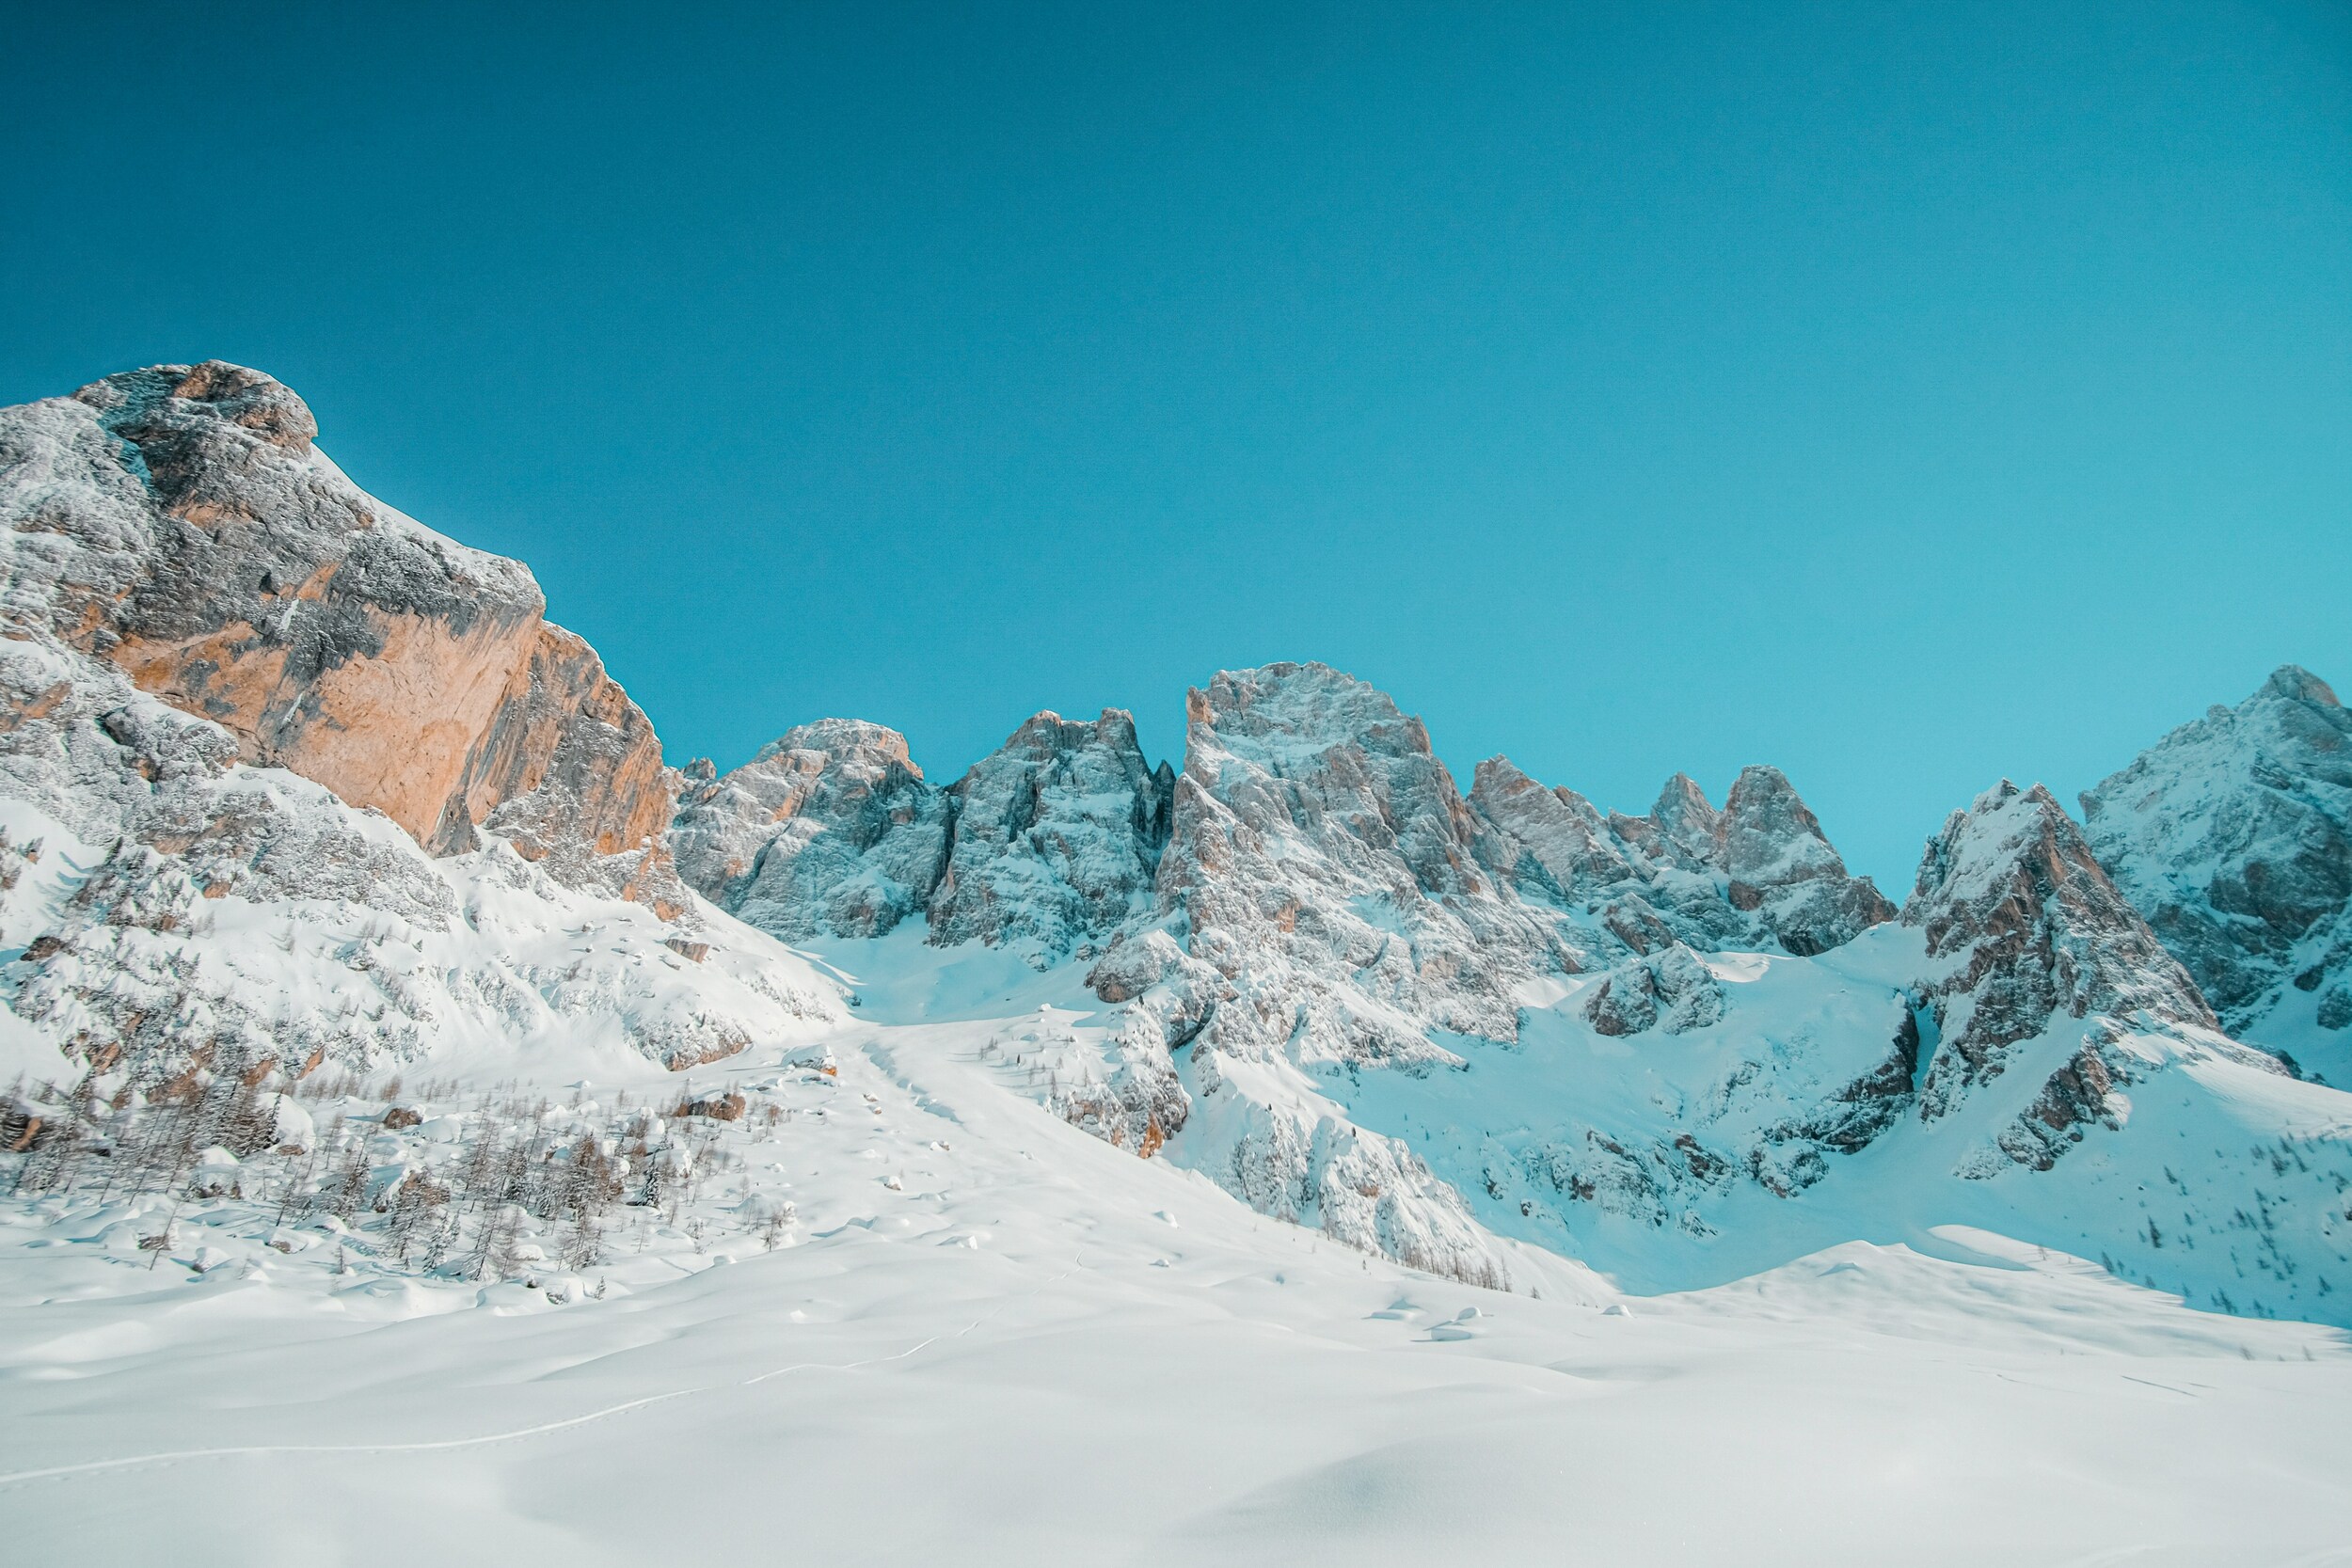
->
110 601 542 848
453 625 673 860
6 360 682 914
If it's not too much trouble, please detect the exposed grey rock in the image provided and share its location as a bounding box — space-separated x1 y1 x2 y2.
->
2082 665 2352 1047
1581 944 1726 1037
929 709 1172 962
1088 661 1577 1283
673 707 1176 960
1467 757 1639 901
1075 927 1224 1150
1612 771 1726 875
1155 662 1566 1071
1472 758 1889 958
668 720 950 941
1902 780 2232 1140
1762 1006 1924 1161
1721 766 1898 956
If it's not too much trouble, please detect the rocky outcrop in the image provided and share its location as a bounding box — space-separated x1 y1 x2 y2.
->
1903 780 2230 1140
1467 757 1639 902
2082 665 2352 1048
0 363 677 909
1610 772 1724 874
669 720 950 941
454 626 672 856
1152 662 1566 1072
1471 758 1890 959
930 709 1172 960
1080 663 1571 1284
1720 767 1898 956
464 626 686 915
675 707 1176 962
1581 944 1726 1037
1767 1006 1925 1159
0 631 835 1087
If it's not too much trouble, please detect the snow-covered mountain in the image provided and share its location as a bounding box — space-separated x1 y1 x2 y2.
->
2 361 2348 1329
2082 664 2352 1076
665 643 2350 1321
0 363 835 1095
5 362 2352 1562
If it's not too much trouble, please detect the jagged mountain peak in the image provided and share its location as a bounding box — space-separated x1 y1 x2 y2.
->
1180 661 1490 901
1184 661 1438 766
76 359 321 454
995 705 1145 749
1654 768 1719 821
670 716 950 942
1904 779 2219 1120
753 717 923 775
1611 770 1726 873
1467 754 1637 903
1720 765 1895 956
2081 663 2352 1057
672 703 1173 960
929 705 1171 959
0 358 681 908
2260 662 2341 708
1475 753 1889 958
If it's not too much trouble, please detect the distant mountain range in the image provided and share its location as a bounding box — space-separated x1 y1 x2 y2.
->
4 361 2347 1323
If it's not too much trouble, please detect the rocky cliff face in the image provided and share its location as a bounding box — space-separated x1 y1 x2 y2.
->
669 708 1172 958
1072 664 1567 1280
0 363 674 904
0 363 834 1088
930 709 1172 960
0 612 834 1090
2082 665 2352 1057
668 719 949 941
1149 662 1565 1069
1470 756 1892 965
1902 780 2249 1167
1720 767 1899 955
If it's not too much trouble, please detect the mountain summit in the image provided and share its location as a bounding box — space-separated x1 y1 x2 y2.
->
0 365 2346 1329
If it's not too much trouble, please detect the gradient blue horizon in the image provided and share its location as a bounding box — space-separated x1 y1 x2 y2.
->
4 3 2348 889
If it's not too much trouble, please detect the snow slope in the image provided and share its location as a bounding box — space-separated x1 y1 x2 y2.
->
6 968 2351 1567
4 362 2350 1561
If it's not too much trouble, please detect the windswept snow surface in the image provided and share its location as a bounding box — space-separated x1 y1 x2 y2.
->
5 935 2351 1565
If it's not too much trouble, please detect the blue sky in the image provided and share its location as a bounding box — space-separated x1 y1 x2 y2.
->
4 3 2347 888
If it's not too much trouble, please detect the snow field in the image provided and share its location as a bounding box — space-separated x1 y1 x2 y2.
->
6 968 2352 1564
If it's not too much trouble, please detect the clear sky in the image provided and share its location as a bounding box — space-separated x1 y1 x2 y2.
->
5 3 2348 889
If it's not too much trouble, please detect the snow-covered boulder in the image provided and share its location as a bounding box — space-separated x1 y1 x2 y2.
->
1580 943 1727 1037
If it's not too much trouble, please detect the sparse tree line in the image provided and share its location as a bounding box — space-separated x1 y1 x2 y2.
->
3 1050 799 1284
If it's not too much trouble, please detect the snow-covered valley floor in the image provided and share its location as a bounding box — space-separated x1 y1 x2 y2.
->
6 944 2350 1565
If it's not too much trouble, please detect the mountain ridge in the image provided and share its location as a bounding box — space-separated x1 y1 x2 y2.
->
2 361 2346 1326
